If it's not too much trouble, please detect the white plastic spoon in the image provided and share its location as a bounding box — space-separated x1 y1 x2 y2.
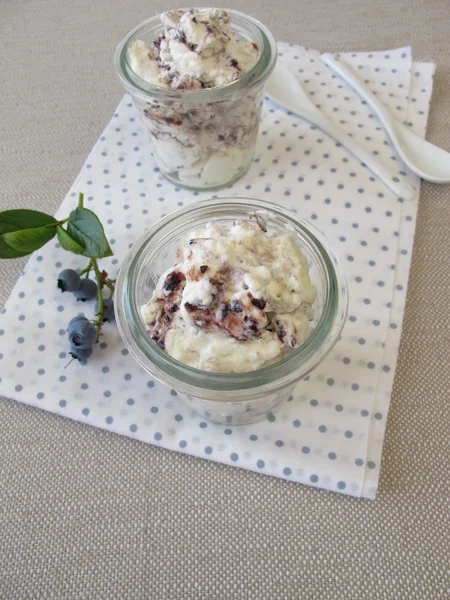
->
265 61 416 200
321 53 450 184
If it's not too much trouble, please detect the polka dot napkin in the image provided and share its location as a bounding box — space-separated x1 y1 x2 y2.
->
0 45 435 498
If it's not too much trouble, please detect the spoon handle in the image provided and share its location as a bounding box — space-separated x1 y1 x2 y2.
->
267 97 416 199
321 54 397 130
306 111 416 200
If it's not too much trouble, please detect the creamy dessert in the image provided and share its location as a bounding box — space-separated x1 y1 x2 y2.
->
126 8 265 189
141 219 317 373
129 9 259 90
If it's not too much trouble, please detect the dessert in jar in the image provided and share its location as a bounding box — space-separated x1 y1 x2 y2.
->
115 198 349 424
115 8 277 189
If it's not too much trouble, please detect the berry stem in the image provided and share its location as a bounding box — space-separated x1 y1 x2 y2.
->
79 263 92 278
103 278 116 297
78 192 84 208
90 257 104 342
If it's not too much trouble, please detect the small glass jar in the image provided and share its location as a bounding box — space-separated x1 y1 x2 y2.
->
115 198 348 425
114 10 277 190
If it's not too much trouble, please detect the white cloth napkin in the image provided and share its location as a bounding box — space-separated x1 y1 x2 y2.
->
0 44 435 498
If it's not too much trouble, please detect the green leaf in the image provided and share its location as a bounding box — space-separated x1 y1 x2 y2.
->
3 226 56 253
67 208 113 258
56 226 85 255
0 238 31 259
0 209 57 234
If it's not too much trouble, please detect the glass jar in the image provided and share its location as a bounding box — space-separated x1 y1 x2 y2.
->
115 198 348 425
114 10 277 190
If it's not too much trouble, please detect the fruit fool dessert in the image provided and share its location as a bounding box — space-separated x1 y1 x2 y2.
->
128 8 262 188
141 219 317 373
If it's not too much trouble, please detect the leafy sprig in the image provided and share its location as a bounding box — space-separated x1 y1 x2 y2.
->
0 193 115 342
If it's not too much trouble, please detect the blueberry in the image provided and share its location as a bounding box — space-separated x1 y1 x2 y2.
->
74 278 98 302
68 314 88 329
95 298 115 322
69 345 93 361
68 319 96 349
57 269 81 293
163 271 183 292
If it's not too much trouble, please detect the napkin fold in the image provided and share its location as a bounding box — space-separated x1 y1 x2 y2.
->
0 44 435 498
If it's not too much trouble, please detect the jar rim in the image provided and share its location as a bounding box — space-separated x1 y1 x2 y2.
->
114 8 277 103
115 198 349 398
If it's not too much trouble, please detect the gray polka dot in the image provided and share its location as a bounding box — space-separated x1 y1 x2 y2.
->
335 404 343 412
337 481 346 490
256 459 265 468
283 467 292 476
368 461 376 469
374 412 383 420
345 430 353 439
318 425 327 433
355 458 364 466
327 378 335 386
230 453 238 462
129 424 138 432
328 452 337 460
105 416 113 424
293 420 301 428
302 446 310 454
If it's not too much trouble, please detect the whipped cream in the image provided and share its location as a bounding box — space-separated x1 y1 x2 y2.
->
141 220 317 373
129 9 259 90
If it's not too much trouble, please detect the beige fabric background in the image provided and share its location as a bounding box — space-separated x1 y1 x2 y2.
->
1 0 449 598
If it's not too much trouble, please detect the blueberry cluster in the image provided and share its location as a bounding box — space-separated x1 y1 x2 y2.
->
57 269 97 301
58 268 115 362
